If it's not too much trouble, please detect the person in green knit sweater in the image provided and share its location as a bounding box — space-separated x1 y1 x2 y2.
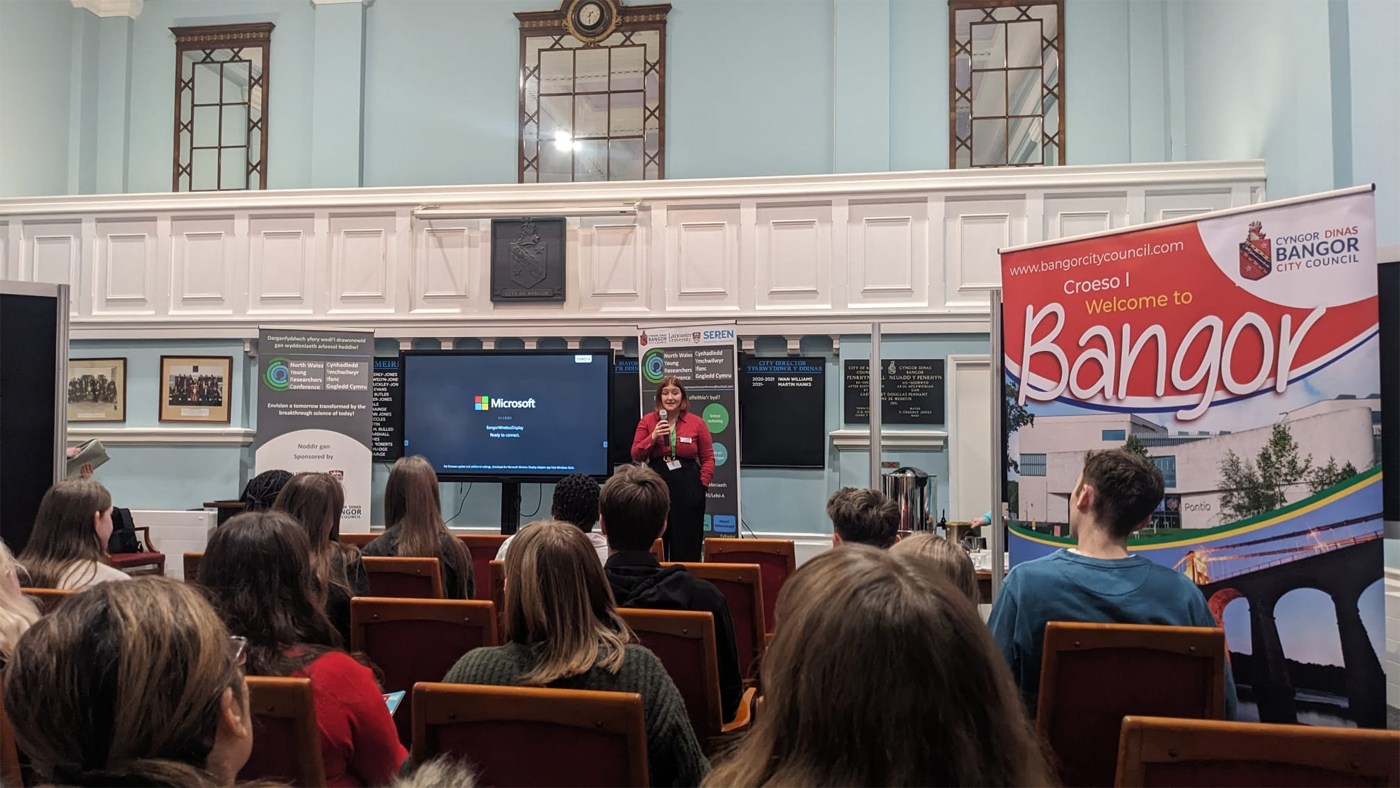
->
442 520 707 788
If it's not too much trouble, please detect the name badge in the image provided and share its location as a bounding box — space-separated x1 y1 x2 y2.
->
666 459 682 471
679 436 693 444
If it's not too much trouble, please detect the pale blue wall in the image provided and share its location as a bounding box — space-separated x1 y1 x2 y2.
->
0 0 78 197
1347 0 1400 244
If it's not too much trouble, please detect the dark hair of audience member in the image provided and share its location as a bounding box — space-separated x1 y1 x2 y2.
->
705 547 1053 788
3 577 252 787
598 463 670 551
551 473 602 533
1077 448 1166 538
505 521 632 685
199 510 341 676
274 472 359 602
890 532 980 603
18 479 114 588
826 487 900 548
239 469 293 513
383 455 472 597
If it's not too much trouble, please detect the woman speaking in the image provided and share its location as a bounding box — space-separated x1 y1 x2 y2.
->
631 376 714 561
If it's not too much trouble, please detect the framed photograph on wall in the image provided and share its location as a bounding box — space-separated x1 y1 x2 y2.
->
67 358 127 423
159 356 232 423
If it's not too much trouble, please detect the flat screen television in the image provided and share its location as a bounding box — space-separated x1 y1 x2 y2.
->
400 350 614 481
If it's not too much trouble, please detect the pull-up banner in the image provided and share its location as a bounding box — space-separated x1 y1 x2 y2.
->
638 324 741 535
255 329 374 532
1000 186 1382 728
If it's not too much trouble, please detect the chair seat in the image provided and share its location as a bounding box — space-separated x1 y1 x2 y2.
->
109 552 165 575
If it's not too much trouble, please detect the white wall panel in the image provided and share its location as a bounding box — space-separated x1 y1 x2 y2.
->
948 354 993 520
945 197 1025 306
847 201 927 308
1043 193 1130 240
580 218 648 312
25 222 79 287
330 214 395 313
755 203 831 310
1144 189 1233 223
171 216 235 314
0 224 9 280
249 215 314 314
668 207 739 311
412 220 478 313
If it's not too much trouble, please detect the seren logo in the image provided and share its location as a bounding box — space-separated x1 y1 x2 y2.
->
474 396 490 411
642 348 666 384
1239 221 1272 281
263 358 292 391
476 395 536 410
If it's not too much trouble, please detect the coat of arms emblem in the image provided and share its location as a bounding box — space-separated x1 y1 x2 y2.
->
509 219 548 289
1239 220 1272 281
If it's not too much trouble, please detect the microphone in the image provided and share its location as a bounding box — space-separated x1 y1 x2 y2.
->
658 408 668 420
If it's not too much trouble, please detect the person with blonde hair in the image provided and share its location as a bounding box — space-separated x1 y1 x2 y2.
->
18 479 130 589
3 577 253 787
704 546 1053 788
443 521 706 787
363 455 473 598
0 541 40 667
890 532 980 603
274 472 369 643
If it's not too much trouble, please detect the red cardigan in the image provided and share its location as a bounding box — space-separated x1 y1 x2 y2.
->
294 652 407 787
631 411 715 485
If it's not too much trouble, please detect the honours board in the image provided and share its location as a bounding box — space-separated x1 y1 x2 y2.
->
612 358 641 468
738 355 826 468
843 359 945 425
371 357 403 462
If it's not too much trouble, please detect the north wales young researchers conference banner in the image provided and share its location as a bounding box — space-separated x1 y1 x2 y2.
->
1000 186 1383 728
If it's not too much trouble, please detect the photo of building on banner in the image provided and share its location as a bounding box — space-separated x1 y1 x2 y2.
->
1000 186 1383 729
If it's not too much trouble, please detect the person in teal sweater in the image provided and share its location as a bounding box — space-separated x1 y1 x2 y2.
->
988 448 1237 718
441 520 707 788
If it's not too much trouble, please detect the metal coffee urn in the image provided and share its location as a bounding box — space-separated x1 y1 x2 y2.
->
881 467 933 532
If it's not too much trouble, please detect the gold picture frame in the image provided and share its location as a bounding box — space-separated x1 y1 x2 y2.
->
159 355 233 424
67 357 127 423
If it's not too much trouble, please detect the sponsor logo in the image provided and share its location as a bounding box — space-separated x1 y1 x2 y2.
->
639 332 649 347
263 358 292 391
643 348 666 384
328 469 344 480
1239 221 1272 281
702 329 736 340
692 332 702 343
476 395 536 410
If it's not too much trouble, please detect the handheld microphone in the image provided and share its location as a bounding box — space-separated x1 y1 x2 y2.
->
658 408 668 420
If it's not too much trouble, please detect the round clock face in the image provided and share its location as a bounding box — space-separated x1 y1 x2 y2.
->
577 1 604 31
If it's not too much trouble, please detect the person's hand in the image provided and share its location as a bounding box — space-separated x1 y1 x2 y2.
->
971 516 989 527
652 419 672 441
79 463 93 479
66 446 81 459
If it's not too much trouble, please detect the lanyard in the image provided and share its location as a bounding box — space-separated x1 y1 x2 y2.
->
669 418 678 457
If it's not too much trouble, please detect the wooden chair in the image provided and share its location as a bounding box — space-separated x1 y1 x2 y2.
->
1116 715 1400 787
202 500 245 526
361 556 444 599
617 608 754 753
21 587 75 612
338 532 378 549
351 597 499 746
488 559 506 633
240 676 326 788
650 537 665 562
412 683 649 787
702 538 794 634
0 671 21 788
1038 622 1227 788
107 525 165 576
457 534 508 599
663 562 765 685
183 552 203 583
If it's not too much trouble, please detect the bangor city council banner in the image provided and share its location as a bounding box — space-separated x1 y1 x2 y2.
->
638 324 741 536
999 186 1384 728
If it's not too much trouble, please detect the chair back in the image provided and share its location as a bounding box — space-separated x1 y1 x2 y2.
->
20 587 75 613
663 562 764 683
1038 622 1226 788
412 683 648 787
489 559 506 633
338 532 377 549
650 537 665 562
240 676 326 788
183 552 203 583
1117 715 1400 788
702 538 794 634
351 597 499 745
618 608 721 741
457 534 508 599
362 556 444 598
0 671 21 788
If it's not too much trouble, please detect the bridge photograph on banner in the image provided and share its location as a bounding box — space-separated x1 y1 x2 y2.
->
999 186 1383 728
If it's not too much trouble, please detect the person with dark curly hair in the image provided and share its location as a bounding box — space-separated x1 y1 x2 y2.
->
238 469 292 513
495 473 605 564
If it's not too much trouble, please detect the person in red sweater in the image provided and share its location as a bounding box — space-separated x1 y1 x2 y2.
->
200 510 407 787
631 376 715 561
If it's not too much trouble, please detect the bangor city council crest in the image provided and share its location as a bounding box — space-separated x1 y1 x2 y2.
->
509 220 547 289
1239 221 1272 281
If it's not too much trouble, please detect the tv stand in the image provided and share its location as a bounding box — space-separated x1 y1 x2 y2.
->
500 481 520 535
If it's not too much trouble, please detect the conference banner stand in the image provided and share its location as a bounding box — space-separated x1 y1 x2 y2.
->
638 323 741 536
254 328 374 532
998 185 1383 728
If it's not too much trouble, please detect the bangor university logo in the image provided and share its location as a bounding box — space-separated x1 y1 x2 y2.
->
1239 221 1272 281
509 220 547 289
692 332 702 343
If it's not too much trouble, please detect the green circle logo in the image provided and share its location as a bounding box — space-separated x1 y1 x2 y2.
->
264 358 292 391
642 348 666 384
712 442 729 466
702 403 729 433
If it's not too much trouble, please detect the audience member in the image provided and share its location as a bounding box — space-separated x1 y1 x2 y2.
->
363 455 473 599
704 547 1052 787
0 541 40 667
18 480 130 589
600 463 742 719
3 577 252 787
201 510 407 786
988 448 1237 717
239 469 293 513
891 532 979 603
275 472 370 643
443 521 706 788
826 487 900 548
495 473 605 563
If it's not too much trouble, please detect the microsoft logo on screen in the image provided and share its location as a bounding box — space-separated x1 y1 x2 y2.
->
475 395 537 410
